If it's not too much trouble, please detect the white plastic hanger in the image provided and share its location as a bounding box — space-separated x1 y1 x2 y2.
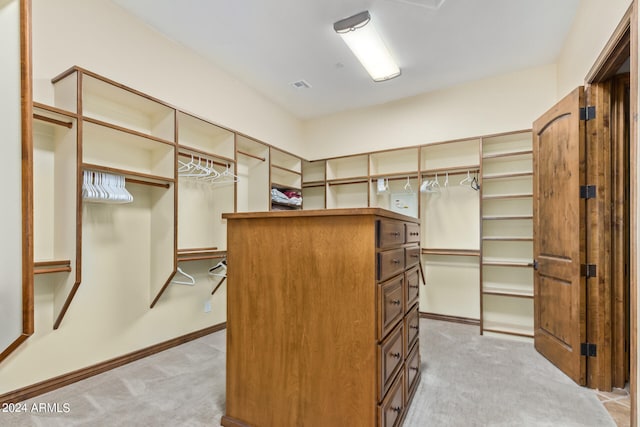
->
172 267 196 286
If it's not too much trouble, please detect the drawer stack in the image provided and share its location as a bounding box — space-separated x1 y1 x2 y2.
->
222 208 421 427
376 219 421 427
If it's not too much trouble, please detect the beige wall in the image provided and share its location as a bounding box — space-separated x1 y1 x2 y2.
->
31 0 303 154
557 0 632 97
302 64 557 160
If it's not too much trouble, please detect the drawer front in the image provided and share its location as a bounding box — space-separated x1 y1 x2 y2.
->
378 322 404 401
378 276 404 339
378 249 405 282
405 245 421 268
405 342 421 405
377 219 406 249
378 369 405 427
405 222 420 244
404 306 419 356
405 266 420 311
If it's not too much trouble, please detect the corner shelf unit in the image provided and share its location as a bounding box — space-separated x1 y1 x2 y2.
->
481 131 534 340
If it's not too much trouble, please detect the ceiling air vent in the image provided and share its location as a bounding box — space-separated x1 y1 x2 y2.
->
290 80 312 89
389 0 446 10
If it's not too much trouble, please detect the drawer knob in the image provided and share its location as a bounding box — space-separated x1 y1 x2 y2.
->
410 254 419 258
390 299 401 305
410 366 419 372
391 259 401 264
390 352 401 359
391 406 402 413
392 231 401 237
410 325 419 330
409 285 419 289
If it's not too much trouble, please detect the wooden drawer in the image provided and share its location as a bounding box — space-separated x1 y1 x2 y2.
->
378 369 405 427
405 266 420 311
378 322 404 401
405 222 420 244
404 305 419 356
377 219 405 249
405 245 420 268
378 248 405 282
405 342 420 405
378 276 404 339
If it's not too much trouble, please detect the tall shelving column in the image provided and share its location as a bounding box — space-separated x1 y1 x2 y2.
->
270 148 302 211
302 160 326 210
236 135 270 212
325 154 369 209
51 67 176 323
480 131 534 340
419 139 481 323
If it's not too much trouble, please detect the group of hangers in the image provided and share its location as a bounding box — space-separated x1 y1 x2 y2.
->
82 170 134 203
172 259 227 286
376 176 415 194
420 170 480 193
178 154 238 184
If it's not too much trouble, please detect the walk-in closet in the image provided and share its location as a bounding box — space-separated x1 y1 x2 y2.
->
1 0 638 426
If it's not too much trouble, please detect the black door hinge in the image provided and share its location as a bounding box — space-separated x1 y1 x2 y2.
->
533 260 538 271
580 185 596 199
581 264 597 278
581 343 597 357
579 106 596 121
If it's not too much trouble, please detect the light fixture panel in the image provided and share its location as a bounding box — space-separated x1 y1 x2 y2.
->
334 11 400 82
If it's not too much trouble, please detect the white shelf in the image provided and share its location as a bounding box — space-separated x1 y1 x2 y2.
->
82 121 175 180
303 160 326 183
82 73 175 140
326 154 368 181
370 147 419 176
177 111 234 160
271 148 301 173
421 139 480 171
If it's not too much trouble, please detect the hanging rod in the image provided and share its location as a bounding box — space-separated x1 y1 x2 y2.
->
33 113 73 129
178 151 230 168
370 176 418 183
237 150 266 162
125 178 171 189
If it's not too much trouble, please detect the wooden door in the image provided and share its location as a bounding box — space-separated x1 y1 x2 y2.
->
532 87 587 385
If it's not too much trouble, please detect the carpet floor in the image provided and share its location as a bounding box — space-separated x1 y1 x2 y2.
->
3 319 615 426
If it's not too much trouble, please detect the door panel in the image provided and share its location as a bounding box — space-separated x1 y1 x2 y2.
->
533 87 586 385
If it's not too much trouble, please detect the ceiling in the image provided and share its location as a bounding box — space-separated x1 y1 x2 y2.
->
111 0 580 119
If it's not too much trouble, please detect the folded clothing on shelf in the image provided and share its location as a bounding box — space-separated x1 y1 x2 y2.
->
271 188 302 206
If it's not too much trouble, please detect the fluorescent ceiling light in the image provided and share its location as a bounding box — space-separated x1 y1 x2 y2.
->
333 11 401 82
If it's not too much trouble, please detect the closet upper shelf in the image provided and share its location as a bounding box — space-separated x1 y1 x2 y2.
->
53 67 175 140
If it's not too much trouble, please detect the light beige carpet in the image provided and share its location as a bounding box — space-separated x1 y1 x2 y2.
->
3 319 614 426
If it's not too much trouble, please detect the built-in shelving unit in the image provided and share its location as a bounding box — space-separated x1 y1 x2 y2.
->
270 148 302 211
38 65 536 342
51 67 177 323
326 154 369 208
481 131 534 340
236 135 270 212
420 138 481 323
302 160 326 210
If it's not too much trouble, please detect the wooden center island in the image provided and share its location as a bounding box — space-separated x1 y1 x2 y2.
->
221 208 422 427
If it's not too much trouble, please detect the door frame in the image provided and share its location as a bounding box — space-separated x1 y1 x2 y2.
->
584 2 636 424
